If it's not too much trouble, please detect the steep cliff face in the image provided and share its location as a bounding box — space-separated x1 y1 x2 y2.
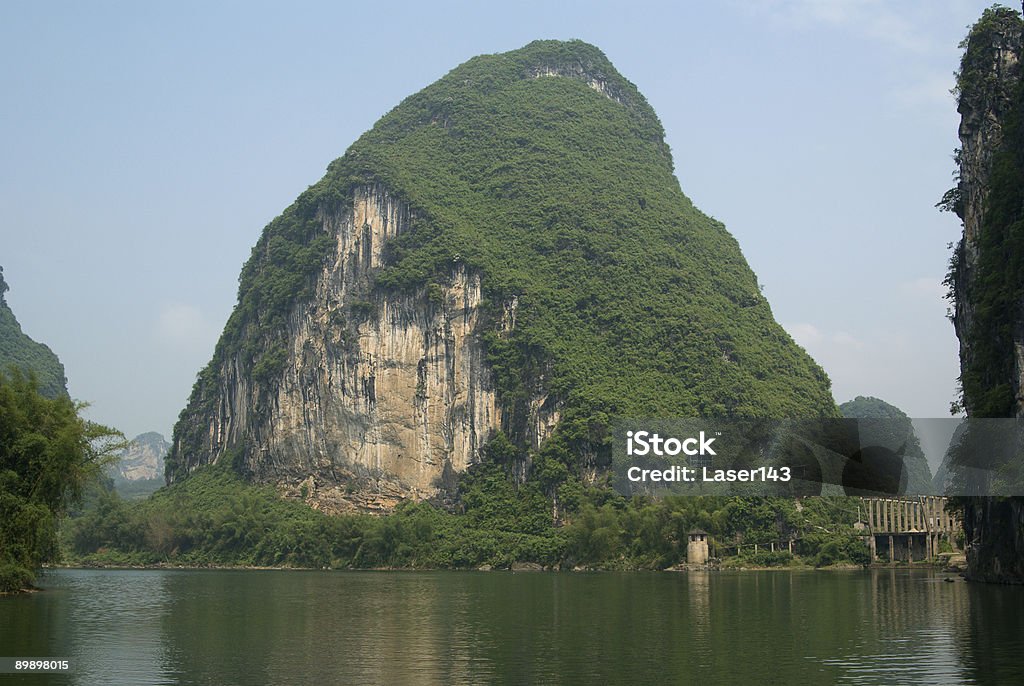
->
946 6 1024 583
169 40 837 510
949 7 1024 417
176 187 539 509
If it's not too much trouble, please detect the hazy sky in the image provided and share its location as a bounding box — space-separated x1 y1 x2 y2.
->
1 0 995 439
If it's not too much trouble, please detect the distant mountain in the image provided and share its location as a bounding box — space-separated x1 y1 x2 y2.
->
0 266 67 397
107 432 169 499
839 396 933 494
114 432 169 482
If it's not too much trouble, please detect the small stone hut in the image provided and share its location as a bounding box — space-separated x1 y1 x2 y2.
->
687 529 709 565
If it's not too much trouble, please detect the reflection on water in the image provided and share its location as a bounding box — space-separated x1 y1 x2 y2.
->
1 568 1022 685
0 569 174 685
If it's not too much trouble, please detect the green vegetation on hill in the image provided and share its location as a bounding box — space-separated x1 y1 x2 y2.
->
0 267 67 399
110 476 164 500
153 41 855 572
172 39 836 481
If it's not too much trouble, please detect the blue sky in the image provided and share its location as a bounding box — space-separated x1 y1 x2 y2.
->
0 1 996 438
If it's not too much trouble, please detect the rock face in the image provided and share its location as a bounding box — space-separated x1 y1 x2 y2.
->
0 267 67 398
961 497 1024 582
946 6 1024 584
169 40 837 511
115 432 169 481
172 182 565 511
178 188 521 509
950 7 1024 418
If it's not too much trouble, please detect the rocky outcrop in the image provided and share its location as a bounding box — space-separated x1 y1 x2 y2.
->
531 66 625 105
172 187 557 511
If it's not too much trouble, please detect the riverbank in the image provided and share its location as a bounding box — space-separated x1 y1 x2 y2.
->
1 557 960 596
50 558 949 574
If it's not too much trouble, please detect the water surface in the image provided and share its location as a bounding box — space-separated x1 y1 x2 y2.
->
2 568 1023 684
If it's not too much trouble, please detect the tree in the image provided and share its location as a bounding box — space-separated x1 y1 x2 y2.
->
0 368 124 591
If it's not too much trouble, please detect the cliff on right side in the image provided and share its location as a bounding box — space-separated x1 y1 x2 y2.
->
944 5 1024 583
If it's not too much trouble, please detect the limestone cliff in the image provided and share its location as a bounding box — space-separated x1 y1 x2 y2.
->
945 6 1024 583
174 187 540 510
169 40 837 511
114 432 169 482
949 7 1024 417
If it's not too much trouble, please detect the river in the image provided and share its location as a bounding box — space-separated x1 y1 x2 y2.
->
1 568 1022 684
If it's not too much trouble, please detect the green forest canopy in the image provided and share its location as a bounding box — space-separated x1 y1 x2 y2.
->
0 370 122 591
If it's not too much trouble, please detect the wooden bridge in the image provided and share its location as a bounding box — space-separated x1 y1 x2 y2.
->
859 496 960 563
